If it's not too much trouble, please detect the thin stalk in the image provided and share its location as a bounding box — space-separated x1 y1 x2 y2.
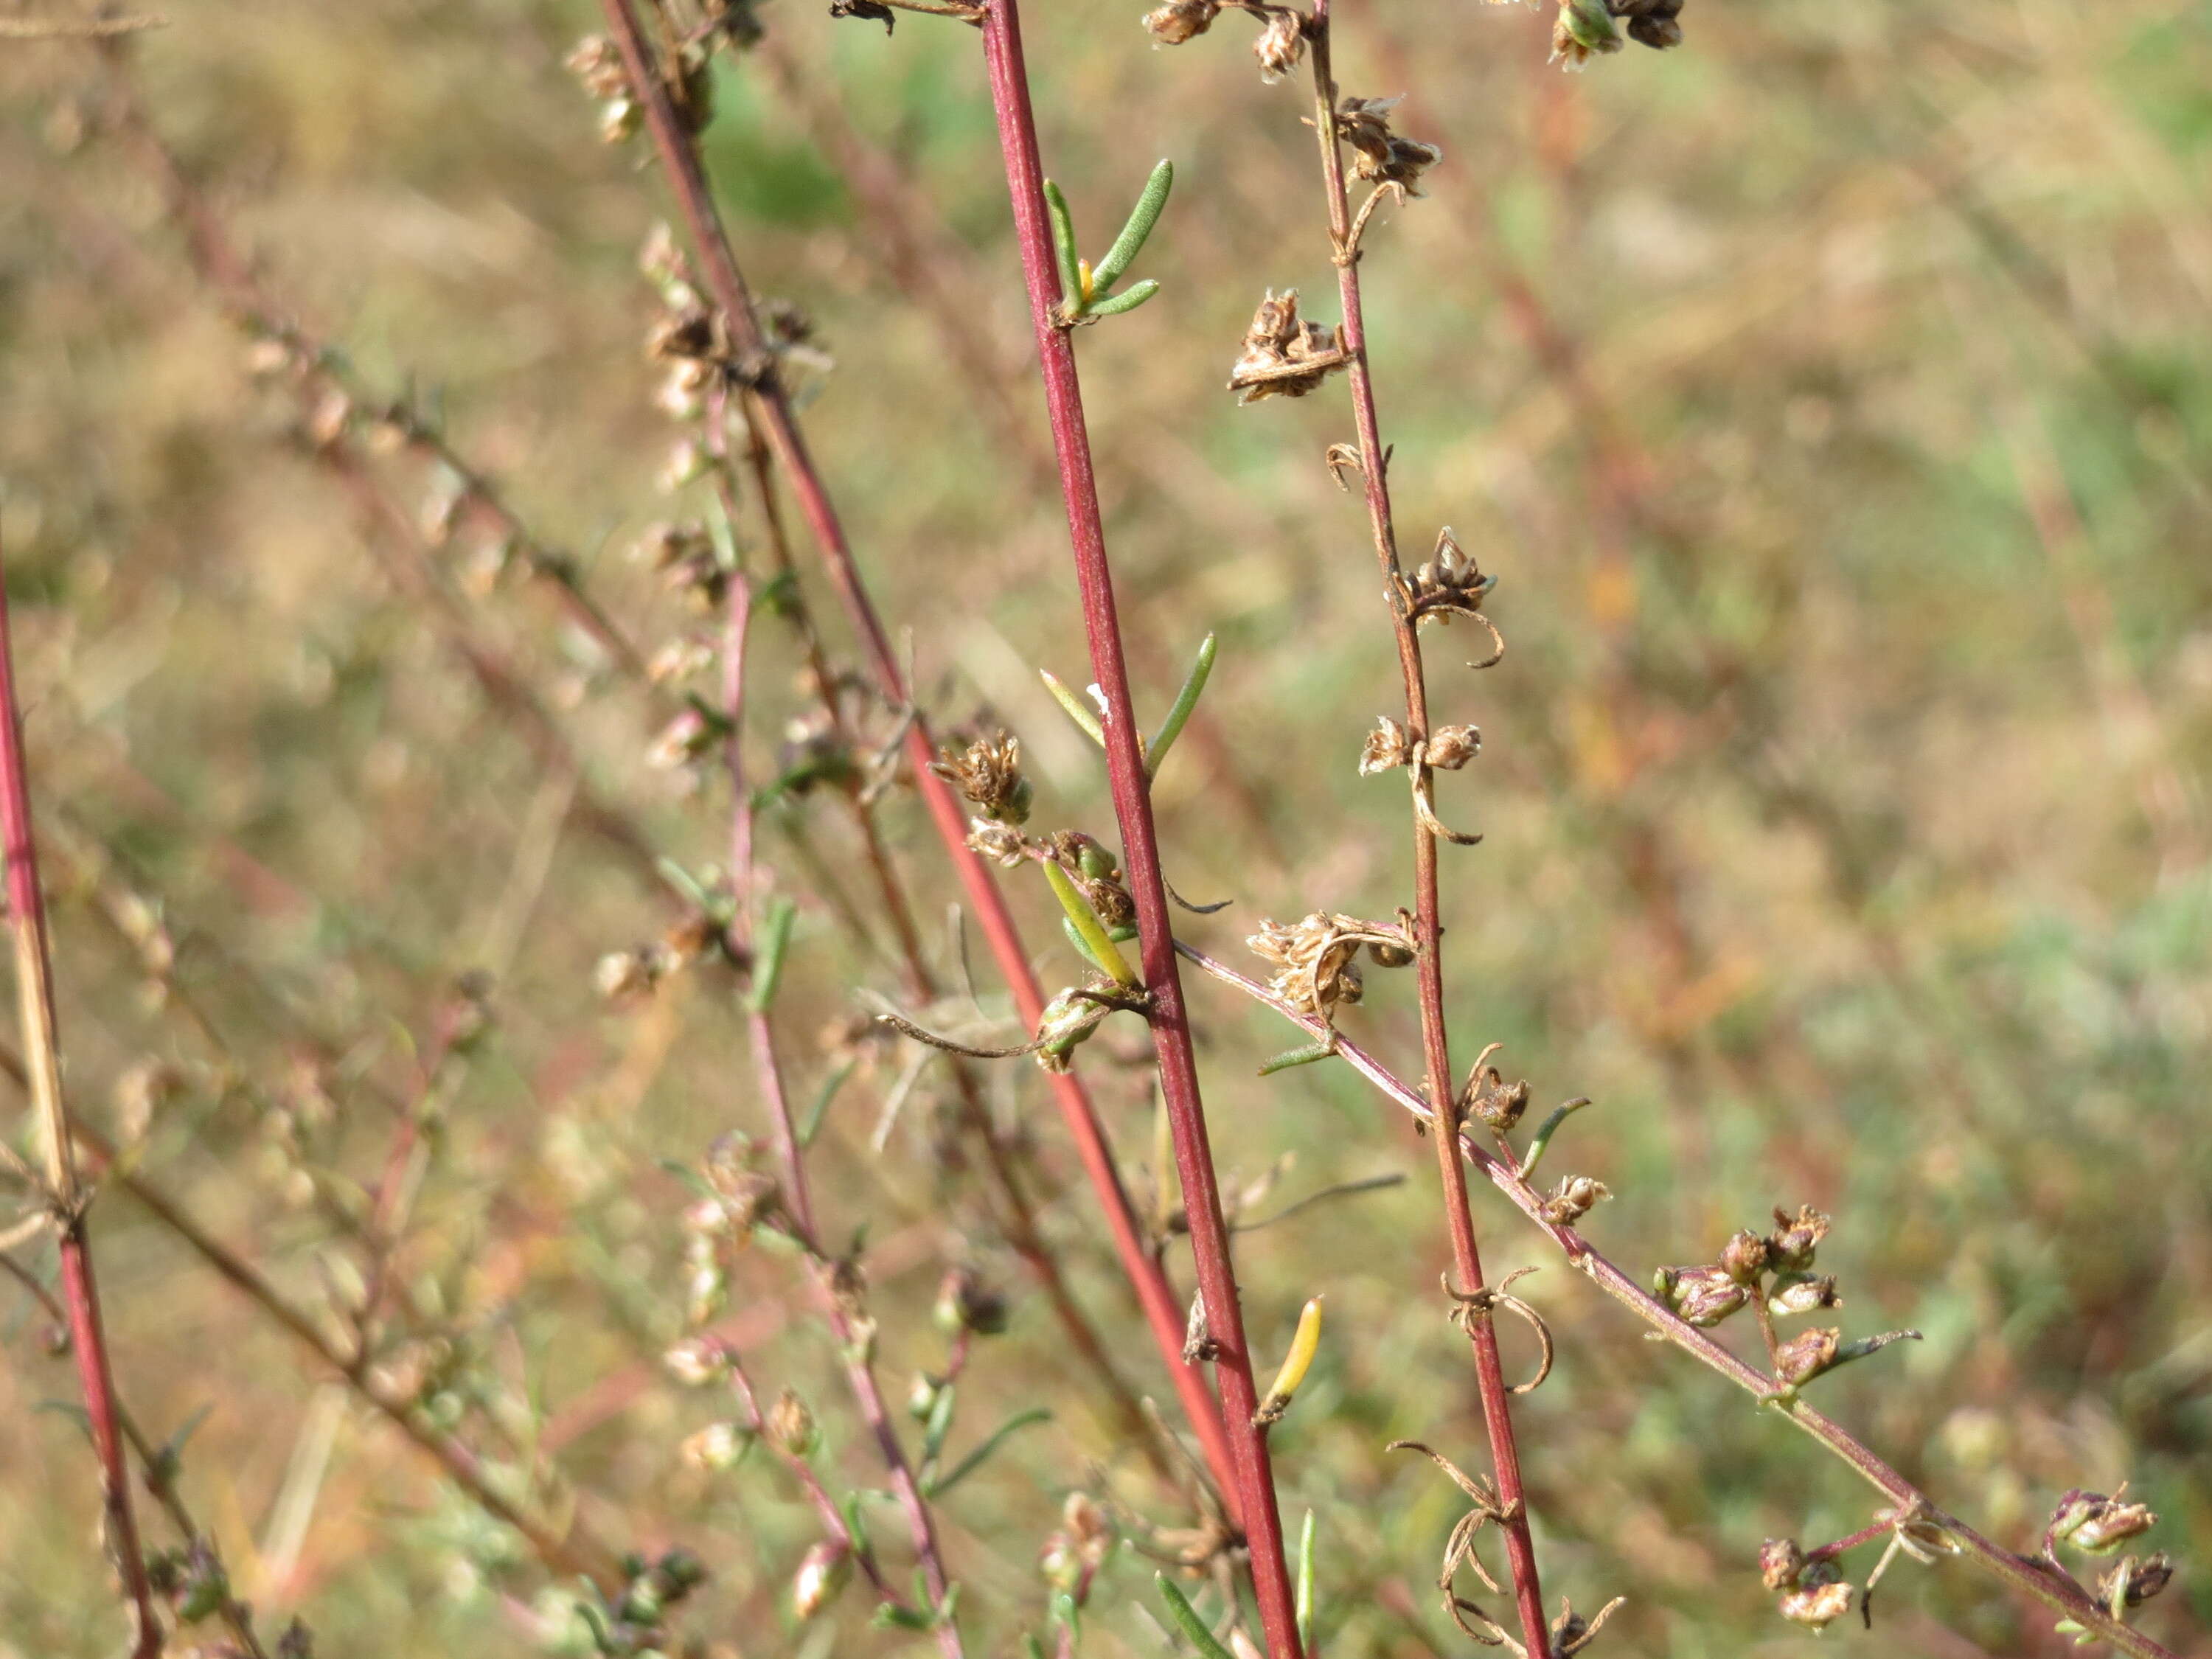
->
0 546 163 1658
723 411 1164 1470
54 1114 622 1587
975 3 1301 1652
1303 9 1551 1649
595 0 1239 1510
1176 939 2183 1659
717 544 965 1659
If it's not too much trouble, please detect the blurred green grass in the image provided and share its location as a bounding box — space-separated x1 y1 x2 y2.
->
0 0 2208 1654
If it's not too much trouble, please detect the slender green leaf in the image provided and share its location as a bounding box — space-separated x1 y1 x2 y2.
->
1296 1509 1317 1649
799 1058 857 1148
1155 1575 1235 1659
743 897 799 1012
1043 179 1083 316
1091 159 1173 293
1043 860 1138 988
1088 277 1160 318
1145 631 1216 773
1519 1096 1592 1178
925 1406 1051 1498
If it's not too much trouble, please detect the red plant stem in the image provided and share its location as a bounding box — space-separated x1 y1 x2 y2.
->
718 568 965 1657
1303 9 1552 1650
1175 940 2184 1659
594 0 1239 1512
975 3 1301 1653
0 545 164 1659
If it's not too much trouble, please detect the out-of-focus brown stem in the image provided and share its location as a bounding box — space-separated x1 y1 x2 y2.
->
975 1 1302 1651
723 417 1163 1464
1303 10 1551 1650
596 0 1239 1509
0 543 163 1658
717 546 966 1659
1177 940 2185 1659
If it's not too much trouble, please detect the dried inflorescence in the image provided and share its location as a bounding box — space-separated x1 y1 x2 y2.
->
1397 529 1504 664
1251 7 1307 80
1141 0 1220 44
1549 0 1686 70
1246 911 1417 1020
1228 288 1349 404
1540 1174 1611 1226
930 728 1034 824
1335 95 1444 196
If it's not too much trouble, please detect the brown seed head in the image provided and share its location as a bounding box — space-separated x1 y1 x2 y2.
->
1229 288 1348 405
2069 1495 2159 1555
1767 1271 1840 1315
1767 1204 1832 1271
1359 715 1413 775
2097 1551 2174 1608
1425 724 1482 771
1253 9 1307 80
1335 95 1444 195
1663 1265 1749 1326
930 731 1032 824
1542 1175 1612 1226
1777 1574 1853 1630
766 1388 820 1457
1720 1228 1773 1284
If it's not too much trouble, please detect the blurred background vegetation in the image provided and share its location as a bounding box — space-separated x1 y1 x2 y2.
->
1 0 2208 1654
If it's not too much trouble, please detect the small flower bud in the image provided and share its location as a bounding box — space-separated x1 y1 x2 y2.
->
647 707 718 771
681 1420 752 1472
2096 1551 2174 1608
1772 1326 1841 1387
1424 724 1481 771
1660 1265 1748 1327
934 1267 1009 1336
966 818 1031 868
1542 1175 1611 1225
1778 1571 1854 1630
791 1539 851 1620
2065 1494 2159 1555
1035 987 1110 1074
907 1371 947 1421
663 1338 728 1388
766 1388 819 1457
1767 1271 1840 1315
1719 1228 1772 1284
1759 1537 1806 1591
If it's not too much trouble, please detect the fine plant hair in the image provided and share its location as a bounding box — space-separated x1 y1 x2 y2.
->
1 4 2199 1659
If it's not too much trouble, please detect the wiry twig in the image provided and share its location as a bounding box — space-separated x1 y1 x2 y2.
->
1177 938 2183 1659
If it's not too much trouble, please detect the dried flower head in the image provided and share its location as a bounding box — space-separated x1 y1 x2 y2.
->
1462 1054 1530 1134
1772 1326 1842 1387
1767 1204 1832 1271
1229 288 1348 405
1360 715 1414 775
1542 1175 1611 1226
1759 1537 1806 1591
1253 9 1307 80
1425 724 1482 771
595 943 675 1002
930 730 1033 824
1142 0 1220 43
647 706 720 771
1336 95 1444 196
1248 912 1413 1020
1401 527 1502 638
2097 1551 2174 1609
966 818 1032 869
1035 984 1112 1073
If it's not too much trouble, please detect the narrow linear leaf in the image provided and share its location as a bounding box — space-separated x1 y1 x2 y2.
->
1145 630 1217 773
925 1407 1051 1498
1043 859 1139 988
1519 1096 1591 1178
743 897 799 1012
1155 1575 1236 1659
1040 668 1105 747
1085 277 1161 318
799 1058 858 1149
1043 179 1082 316
1091 159 1174 293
